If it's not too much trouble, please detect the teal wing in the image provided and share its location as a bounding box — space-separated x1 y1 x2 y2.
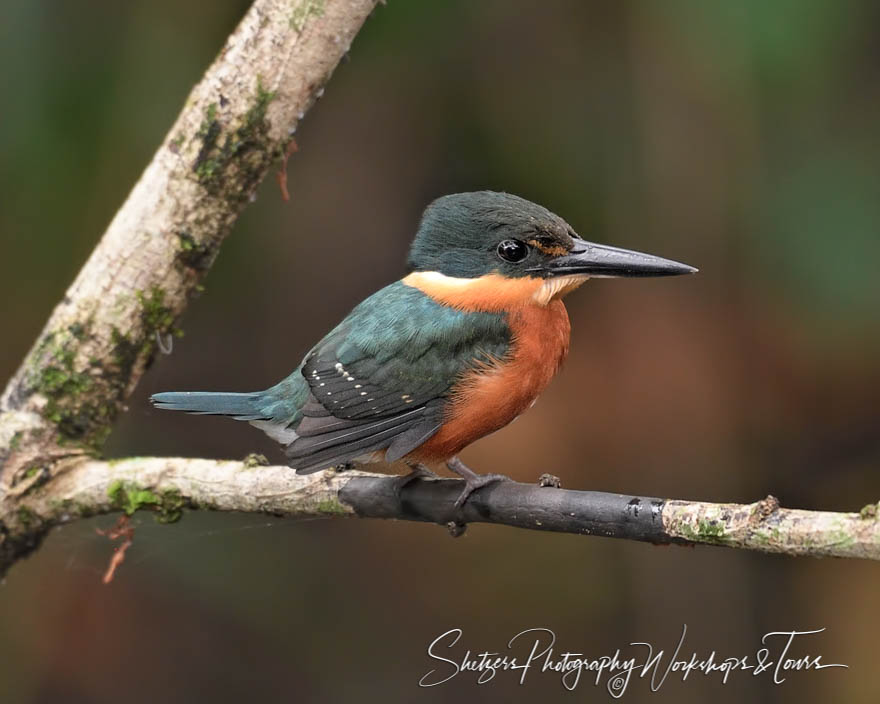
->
283 281 510 472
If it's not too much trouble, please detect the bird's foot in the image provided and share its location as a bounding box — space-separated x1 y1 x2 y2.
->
446 456 510 508
446 521 467 538
538 472 562 488
392 462 440 498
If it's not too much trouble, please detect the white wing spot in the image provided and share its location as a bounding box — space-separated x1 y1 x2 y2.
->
354 384 362 389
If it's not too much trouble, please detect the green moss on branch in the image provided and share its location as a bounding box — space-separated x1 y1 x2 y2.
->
192 80 277 196
290 0 326 32
25 324 113 452
107 480 185 523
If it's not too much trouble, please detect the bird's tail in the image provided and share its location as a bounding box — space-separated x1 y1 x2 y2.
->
150 391 267 421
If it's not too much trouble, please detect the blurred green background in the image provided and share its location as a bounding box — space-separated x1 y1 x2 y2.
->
1 0 879 702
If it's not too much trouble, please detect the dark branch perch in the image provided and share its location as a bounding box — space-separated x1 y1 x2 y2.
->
3 457 877 578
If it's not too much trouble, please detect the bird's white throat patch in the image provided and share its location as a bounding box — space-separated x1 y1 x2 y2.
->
533 274 589 305
403 270 588 308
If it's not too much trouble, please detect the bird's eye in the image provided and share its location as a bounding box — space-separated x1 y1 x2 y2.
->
496 239 529 263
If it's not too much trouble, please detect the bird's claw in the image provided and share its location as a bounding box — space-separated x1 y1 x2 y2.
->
446 521 467 538
538 473 562 488
452 473 508 508
446 456 510 508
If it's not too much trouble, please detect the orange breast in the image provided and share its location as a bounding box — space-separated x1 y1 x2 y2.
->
408 300 571 463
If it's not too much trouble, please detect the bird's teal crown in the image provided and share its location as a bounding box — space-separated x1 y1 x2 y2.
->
407 191 577 279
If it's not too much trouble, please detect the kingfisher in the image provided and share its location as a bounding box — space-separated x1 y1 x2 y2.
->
152 191 696 507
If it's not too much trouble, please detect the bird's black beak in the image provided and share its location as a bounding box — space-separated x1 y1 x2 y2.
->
535 240 698 278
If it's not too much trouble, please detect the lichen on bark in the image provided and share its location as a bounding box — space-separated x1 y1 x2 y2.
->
0 0 381 577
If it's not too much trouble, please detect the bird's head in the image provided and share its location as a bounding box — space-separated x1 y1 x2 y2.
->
404 191 696 311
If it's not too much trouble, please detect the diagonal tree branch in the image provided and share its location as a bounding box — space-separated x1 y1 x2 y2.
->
2 0 878 581
0 0 379 465
0 0 379 574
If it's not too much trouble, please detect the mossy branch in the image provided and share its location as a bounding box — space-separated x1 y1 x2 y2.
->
0 0 379 574
2 457 879 577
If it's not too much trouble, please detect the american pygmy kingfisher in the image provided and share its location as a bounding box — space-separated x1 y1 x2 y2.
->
152 191 697 506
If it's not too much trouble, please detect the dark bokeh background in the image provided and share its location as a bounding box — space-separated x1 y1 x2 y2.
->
2 1 879 702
